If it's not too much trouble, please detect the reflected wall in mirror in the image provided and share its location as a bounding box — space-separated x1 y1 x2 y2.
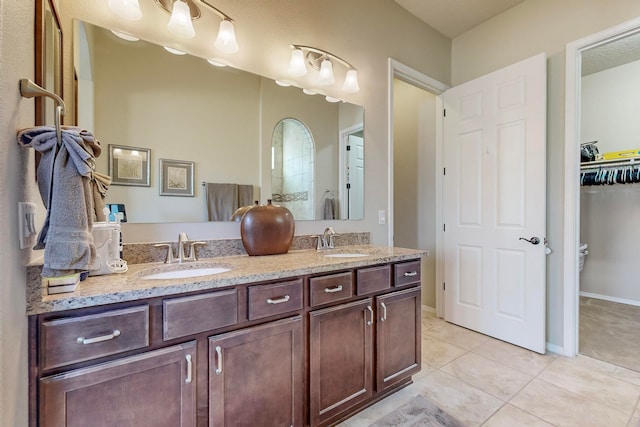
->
581 30 640 154
73 20 364 223
36 0 62 125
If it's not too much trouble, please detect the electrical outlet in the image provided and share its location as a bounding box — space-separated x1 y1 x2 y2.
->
18 202 37 249
378 209 386 225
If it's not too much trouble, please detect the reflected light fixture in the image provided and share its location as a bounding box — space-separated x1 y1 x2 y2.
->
163 46 187 55
167 0 196 39
288 45 359 93
155 0 239 54
111 29 140 41
207 58 227 67
109 0 143 21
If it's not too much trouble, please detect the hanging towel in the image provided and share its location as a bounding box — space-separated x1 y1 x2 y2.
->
324 197 336 220
237 184 254 208
17 126 100 277
206 183 238 221
91 171 112 221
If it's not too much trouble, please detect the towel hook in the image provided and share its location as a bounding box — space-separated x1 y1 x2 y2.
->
19 78 66 144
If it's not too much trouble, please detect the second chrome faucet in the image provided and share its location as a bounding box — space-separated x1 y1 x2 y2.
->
155 232 206 263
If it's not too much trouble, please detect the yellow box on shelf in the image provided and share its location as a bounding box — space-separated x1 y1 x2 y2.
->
601 149 640 160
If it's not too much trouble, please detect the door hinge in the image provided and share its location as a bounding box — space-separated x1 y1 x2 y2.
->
443 167 446 176
443 224 446 232
346 183 351 189
443 282 446 291
443 108 446 117
346 145 351 151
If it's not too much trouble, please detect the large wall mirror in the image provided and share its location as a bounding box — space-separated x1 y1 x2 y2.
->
73 20 364 223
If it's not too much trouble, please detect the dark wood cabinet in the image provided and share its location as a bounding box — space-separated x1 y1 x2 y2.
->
309 298 374 426
376 287 421 391
209 316 303 427
39 341 196 427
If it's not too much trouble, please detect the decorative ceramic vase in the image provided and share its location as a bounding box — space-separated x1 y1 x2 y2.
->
240 200 295 256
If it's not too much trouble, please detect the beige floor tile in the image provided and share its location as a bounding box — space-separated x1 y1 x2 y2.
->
628 401 640 427
472 338 556 376
423 321 491 350
574 354 640 388
414 370 503 426
538 356 640 415
511 378 629 427
482 404 554 427
421 334 467 368
441 352 533 401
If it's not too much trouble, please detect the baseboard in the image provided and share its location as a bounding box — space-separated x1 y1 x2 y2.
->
580 291 640 307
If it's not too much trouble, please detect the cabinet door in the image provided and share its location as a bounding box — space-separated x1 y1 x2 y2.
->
309 298 374 426
40 341 196 427
376 287 421 391
209 316 303 427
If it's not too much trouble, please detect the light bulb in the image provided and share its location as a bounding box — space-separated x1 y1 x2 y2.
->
108 0 142 21
303 88 317 95
163 46 187 55
325 96 341 103
317 58 335 86
207 58 227 67
342 69 360 93
111 29 139 41
167 0 195 39
288 48 307 77
215 20 239 54
275 80 292 87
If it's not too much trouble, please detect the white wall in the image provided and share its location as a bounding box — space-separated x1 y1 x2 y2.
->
451 0 640 348
393 79 437 308
581 59 640 154
0 1 37 425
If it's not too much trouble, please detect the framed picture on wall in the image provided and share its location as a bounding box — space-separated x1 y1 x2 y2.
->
108 144 150 187
159 159 194 197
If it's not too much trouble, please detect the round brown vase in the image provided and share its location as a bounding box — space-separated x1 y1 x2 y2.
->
240 200 295 256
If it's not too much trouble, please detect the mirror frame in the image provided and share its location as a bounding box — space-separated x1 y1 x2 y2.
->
35 0 63 125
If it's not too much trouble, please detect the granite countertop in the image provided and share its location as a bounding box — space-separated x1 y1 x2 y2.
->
27 245 427 315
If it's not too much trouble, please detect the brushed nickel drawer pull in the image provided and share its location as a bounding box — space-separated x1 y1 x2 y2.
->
76 329 121 345
215 346 223 375
403 271 418 277
185 354 193 384
366 306 373 326
266 295 290 304
324 285 343 293
380 302 387 322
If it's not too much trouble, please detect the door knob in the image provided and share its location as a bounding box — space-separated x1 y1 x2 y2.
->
519 236 540 245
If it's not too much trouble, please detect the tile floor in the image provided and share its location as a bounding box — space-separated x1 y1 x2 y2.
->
340 308 640 427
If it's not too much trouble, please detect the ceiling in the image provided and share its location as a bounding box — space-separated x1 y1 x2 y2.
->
394 0 527 38
582 31 640 76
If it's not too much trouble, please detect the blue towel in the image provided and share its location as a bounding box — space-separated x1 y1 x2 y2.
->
18 126 101 277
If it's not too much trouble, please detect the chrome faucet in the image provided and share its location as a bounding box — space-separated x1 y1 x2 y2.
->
314 227 337 250
155 233 207 263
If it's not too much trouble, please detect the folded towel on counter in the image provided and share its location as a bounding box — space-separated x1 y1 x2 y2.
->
206 183 238 221
17 126 101 277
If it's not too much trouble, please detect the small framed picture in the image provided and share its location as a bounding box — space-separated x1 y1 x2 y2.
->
159 158 194 197
108 144 150 187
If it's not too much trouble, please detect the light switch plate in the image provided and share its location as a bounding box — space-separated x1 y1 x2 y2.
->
378 209 386 225
18 202 37 249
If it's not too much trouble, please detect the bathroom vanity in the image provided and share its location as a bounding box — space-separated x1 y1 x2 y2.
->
26 245 425 426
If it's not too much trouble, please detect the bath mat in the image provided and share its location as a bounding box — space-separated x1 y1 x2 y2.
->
370 394 465 427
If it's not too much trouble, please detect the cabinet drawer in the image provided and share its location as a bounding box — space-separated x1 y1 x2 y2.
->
248 279 303 320
356 265 391 295
41 305 149 370
394 261 421 288
163 289 237 341
309 271 353 307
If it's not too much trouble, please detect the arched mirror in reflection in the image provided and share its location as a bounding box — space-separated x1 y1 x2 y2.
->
271 119 315 220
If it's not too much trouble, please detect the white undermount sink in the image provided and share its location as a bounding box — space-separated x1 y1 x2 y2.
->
141 266 231 280
323 253 369 258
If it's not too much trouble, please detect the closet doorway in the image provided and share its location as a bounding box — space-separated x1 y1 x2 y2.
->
566 17 640 371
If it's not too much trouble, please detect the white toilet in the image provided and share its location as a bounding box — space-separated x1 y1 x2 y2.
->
579 242 589 272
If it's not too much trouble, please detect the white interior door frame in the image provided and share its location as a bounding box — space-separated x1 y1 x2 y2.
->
388 59 449 317
563 16 640 357
339 123 364 220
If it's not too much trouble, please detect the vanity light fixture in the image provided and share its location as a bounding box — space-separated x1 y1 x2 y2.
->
155 0 239 53
288 45 360 93
275 80 292 87
206 58 227 67
325 96 341 103
109 0 143 21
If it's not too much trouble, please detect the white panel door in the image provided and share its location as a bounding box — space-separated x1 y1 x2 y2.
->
443 53 547 353
348 135 364 219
